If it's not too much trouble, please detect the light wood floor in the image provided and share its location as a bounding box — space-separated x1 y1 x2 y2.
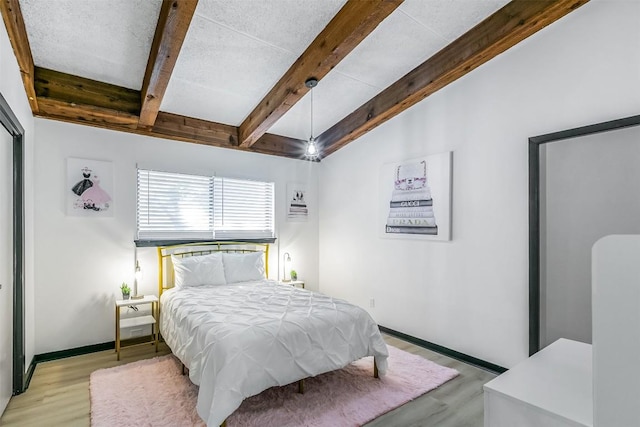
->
0 334 496 426
366 335 496 427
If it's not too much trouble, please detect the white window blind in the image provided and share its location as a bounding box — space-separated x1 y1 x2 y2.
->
213 177 275 239
137 169 213 240
136 169 274 241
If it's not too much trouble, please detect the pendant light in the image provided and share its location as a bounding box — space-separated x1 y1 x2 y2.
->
305 78 319 159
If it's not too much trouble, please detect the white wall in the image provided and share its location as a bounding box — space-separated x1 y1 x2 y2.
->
318 0 640 368
1 20 36 369
33 120 319 354
541 126 640 347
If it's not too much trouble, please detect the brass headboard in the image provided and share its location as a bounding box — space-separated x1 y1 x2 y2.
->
157 241 270 298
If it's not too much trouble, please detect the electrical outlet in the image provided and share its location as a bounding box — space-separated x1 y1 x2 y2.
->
369 298 375 308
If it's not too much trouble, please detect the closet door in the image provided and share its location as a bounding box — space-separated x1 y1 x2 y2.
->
0 130 12 414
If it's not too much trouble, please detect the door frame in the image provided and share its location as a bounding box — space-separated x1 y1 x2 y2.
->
528 114 640 356
0 92 25 394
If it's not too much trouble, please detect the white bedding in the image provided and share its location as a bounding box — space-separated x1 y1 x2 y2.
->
160 279 389 427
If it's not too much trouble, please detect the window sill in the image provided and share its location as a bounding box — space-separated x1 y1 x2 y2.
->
134 238 276 248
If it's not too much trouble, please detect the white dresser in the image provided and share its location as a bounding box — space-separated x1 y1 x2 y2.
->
483 338 592 427
592 235 640 427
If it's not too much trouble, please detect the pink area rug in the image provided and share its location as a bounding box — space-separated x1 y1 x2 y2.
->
90 346 458 427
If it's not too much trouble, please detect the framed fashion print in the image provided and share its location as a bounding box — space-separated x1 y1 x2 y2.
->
66 157 114 217
286 182 309 222
379 151 452 241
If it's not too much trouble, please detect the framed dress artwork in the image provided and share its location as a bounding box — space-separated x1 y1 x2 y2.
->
66 158 114 217
379 151 452 241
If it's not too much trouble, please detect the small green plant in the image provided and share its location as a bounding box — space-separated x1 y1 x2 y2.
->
120 282 131 295
290 270 297 281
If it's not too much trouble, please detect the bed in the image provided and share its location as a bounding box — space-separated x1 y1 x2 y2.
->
157 242 389 427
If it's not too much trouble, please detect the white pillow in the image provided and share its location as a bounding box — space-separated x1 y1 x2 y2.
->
222 252 265 284
171 253 226 288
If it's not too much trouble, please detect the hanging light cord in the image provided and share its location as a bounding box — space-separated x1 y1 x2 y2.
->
304 78 319 159
310 87 314 141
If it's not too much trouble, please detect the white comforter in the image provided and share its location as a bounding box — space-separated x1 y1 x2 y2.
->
160 280 388 427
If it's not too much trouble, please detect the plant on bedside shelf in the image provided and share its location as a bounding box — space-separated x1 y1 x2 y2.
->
290 270 297 281
120 282 131 300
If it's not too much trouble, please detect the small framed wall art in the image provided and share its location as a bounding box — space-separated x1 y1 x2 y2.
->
66 157 114 217
286 183 309 222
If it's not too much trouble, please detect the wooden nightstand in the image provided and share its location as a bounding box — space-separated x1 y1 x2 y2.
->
115 295 159 360
281 280 305 289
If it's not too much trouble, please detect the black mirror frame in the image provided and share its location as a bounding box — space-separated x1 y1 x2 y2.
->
528 114 640 356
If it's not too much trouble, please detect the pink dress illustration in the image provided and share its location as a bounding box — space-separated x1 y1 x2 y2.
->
81 176 111 211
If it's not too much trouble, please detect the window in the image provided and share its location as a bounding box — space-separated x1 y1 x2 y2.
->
136 169 274 241
213 177 275 239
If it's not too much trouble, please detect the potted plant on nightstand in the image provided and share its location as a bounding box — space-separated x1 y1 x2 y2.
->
120 282 131 300
290 270 298 281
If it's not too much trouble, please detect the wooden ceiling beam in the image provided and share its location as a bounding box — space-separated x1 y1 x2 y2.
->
139 0 198 129
32 68 305 159
238 0 403 148
0 0 38 112
36 98 140 129
37 105 306 160
253 133 315 160
149 113 305 159
35 67 141 114
317 0 589 157
150 112 240 148
34 67 140 128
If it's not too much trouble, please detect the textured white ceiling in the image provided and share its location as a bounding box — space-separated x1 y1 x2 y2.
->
161 12 299 125
17 0 511 140
161 0 346 125
269 71 381 141
195 0 348 54
20 0 162 90
270 3 449 139
334 9 449 90
400 0 511 42
271 0 511 139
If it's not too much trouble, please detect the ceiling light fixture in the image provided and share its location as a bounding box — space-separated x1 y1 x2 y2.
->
305 78 319 159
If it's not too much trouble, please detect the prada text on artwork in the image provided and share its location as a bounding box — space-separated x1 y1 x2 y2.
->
379 152 452 241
